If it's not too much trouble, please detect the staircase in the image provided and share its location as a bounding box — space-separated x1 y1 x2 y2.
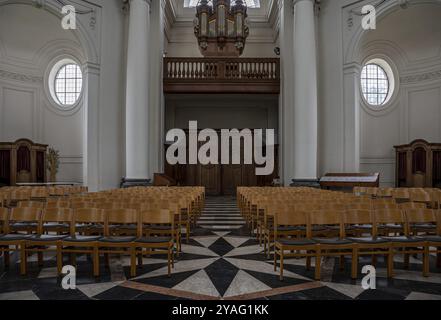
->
197 197 246 230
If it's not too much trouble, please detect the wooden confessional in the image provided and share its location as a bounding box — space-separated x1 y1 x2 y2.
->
394 139 441 188
0 139 48 186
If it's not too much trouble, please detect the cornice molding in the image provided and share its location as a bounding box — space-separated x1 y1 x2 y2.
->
401 69 441 84
0 69 43 84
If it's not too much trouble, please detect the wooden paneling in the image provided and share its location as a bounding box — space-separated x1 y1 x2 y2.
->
164 144 279 196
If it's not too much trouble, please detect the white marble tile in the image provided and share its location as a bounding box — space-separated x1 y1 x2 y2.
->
173 270 220 298
0 290 39 300
120 256 168 267
224 257 311 281
406 291 441 300
77 281 123 298
134 257 219 280
224 244 263 257
376 268 441 284
181 244 219 257
322 282 365 299
223 236 250 248
223 270 271 297
193 236 221 248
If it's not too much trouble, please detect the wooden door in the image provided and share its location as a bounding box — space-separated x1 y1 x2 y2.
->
199 164 221 195
221 164 242 195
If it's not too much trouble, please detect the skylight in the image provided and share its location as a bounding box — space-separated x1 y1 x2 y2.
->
184 0 260 8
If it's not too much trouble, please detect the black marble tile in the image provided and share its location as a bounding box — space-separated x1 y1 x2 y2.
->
204 258 239 296
268 286 353 300
124 263 168 280
93 285 144 300
32 283 90 300
238 239 260 248
244 269 311 289
134 270 200 288
208 238 235 257
356 288 406 300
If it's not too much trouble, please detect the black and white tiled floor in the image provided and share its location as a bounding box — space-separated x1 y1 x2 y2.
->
1 197 441 300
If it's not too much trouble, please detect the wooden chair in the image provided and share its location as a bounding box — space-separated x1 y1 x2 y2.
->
377 209 427 276
309 209 356 280
273 210 319 281
96 209 138 277
24 209 72 272
405 209 441 276
18 201 45 209
132 209 175 277
46 200 71 209
345 209 393 279
0 207 42 275
398 202 427 210
0 207 7 234
58 208 105 277
392 188 410 203
41 208 73 234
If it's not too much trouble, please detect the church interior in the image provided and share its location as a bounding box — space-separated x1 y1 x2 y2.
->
1 0 441 302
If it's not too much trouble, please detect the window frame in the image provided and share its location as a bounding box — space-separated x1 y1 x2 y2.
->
53 63 83 107
359 57 398 113
45 57 84 114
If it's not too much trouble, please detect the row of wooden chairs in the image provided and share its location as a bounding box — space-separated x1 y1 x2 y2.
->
0 186 88 207
0 207 178 277
272 207 441 281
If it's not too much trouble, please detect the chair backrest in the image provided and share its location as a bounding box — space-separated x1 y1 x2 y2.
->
0 207 9 233
308 209 344 237
374 209 405 235
343 209 374 236
404 208 440 235
18 201 45 209
42 208 74 224
105 208 139 235
9 207 42 222
7 207 42 234
138 209 173 236
398 202 427 210
73 208 105 225
274 209 307 229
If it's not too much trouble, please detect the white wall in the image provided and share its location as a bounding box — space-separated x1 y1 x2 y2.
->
358 3 441 186
318 0 441 186
0 0 126 190
165 94 279 134
0 3 84 182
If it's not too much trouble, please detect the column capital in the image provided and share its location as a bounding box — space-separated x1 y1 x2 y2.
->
122 0 152 14
292 0 316 5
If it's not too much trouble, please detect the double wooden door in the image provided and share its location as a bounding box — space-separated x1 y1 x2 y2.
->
164 144 278 196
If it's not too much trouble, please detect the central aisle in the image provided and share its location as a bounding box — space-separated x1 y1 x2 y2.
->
197 197 246 231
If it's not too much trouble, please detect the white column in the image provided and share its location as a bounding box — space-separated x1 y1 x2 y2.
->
83 62 101 191
343 63 361 172
279 0 295 186
292 0 318 180
125 0 151 180
148 0 165 175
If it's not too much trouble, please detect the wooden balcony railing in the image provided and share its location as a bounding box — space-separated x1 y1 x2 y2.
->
163 57 280 94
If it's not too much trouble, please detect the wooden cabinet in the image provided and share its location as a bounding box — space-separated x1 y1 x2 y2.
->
0 139 47 186
394 139 441 188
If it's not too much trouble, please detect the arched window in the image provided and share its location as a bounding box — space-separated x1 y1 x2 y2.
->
361 63 390 106
53 63 83 106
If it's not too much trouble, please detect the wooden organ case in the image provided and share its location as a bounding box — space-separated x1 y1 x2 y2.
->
394 139 441 188
0 139 48 186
